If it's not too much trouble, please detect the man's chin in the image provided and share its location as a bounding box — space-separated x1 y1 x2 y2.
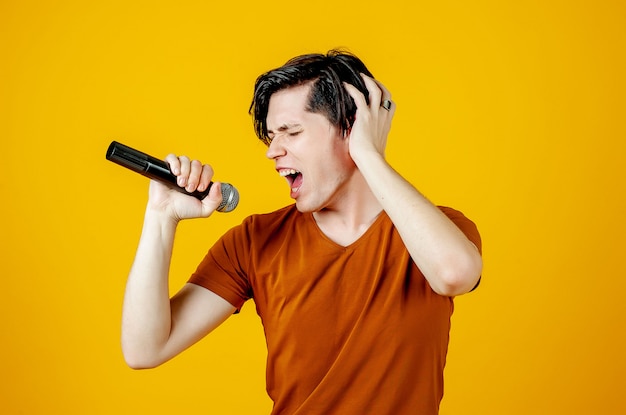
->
294 202 309 213
293 199 317 213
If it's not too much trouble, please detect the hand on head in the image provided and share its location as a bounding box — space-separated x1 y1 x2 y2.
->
343 74 395 160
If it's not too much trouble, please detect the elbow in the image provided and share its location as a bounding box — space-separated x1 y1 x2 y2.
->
124 356 158 370
123 353 163 370
430 253 483 297
122 344 165 370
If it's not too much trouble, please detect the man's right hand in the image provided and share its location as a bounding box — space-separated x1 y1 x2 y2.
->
146 154 225 222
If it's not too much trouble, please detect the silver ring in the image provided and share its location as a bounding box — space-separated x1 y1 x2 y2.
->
381 99 392 111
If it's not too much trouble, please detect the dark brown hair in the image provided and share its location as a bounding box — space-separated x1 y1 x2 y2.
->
249 49 374 145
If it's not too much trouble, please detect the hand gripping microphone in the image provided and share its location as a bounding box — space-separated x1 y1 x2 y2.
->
106 141 239 212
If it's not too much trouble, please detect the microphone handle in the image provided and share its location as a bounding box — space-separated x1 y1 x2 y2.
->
106 141 210 200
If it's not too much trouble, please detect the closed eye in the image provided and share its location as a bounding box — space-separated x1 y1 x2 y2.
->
265 125 303 146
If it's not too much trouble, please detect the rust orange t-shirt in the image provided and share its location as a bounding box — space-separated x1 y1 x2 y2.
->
190 204 481 415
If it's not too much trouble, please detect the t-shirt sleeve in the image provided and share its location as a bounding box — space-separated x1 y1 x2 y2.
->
188 222 253 310
439 206 483 290
438 206 482 254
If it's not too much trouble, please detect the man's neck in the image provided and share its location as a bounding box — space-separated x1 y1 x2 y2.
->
312 179 383 247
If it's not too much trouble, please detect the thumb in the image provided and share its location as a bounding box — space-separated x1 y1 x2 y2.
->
201 181 225 214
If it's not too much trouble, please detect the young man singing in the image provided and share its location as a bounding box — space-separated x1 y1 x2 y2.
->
121 50 482 414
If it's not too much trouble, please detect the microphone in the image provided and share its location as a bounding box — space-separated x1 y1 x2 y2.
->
106 141 239 212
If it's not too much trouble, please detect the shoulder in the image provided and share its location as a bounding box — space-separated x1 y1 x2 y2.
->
205 204 302 270
240 204 301 232
245 204 299 224
437 206 482 253
224 204 303 242
437 206 473 222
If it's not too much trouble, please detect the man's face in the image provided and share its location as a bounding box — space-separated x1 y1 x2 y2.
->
265 83 356 213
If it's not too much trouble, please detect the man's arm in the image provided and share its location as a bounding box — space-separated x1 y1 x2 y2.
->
121 157 237 369
344 77 482 296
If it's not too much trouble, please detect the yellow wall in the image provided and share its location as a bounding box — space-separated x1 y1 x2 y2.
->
2 1 624 413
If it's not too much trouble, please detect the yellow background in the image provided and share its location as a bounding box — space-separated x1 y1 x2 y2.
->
1 0 624 413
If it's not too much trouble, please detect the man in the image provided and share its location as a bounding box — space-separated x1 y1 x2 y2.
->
121 50 482 414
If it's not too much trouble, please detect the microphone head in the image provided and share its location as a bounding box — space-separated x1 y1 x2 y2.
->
217 183 239 212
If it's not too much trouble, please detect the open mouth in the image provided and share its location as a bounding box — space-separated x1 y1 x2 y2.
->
279 169 303 193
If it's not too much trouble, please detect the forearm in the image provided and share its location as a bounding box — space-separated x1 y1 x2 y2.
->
121 207 178 368
353 150 482 295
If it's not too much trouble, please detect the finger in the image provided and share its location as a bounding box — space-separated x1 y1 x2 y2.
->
207 181 223 204
186 159 203 192
360 75 395 114
371 78 392 101
343 82 368 109
360 74 382 109
177 155 191 187
201 181 225 214
197 163 214 192
165 153 181 175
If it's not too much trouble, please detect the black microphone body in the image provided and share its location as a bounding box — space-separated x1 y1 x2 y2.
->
106 141 239 212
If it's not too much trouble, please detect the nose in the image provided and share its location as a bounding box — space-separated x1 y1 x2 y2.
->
265 136 286 160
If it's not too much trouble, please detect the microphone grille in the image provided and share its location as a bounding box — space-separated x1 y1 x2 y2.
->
217 183 239 213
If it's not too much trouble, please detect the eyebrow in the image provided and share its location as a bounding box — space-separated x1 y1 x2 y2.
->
268 123 302 135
